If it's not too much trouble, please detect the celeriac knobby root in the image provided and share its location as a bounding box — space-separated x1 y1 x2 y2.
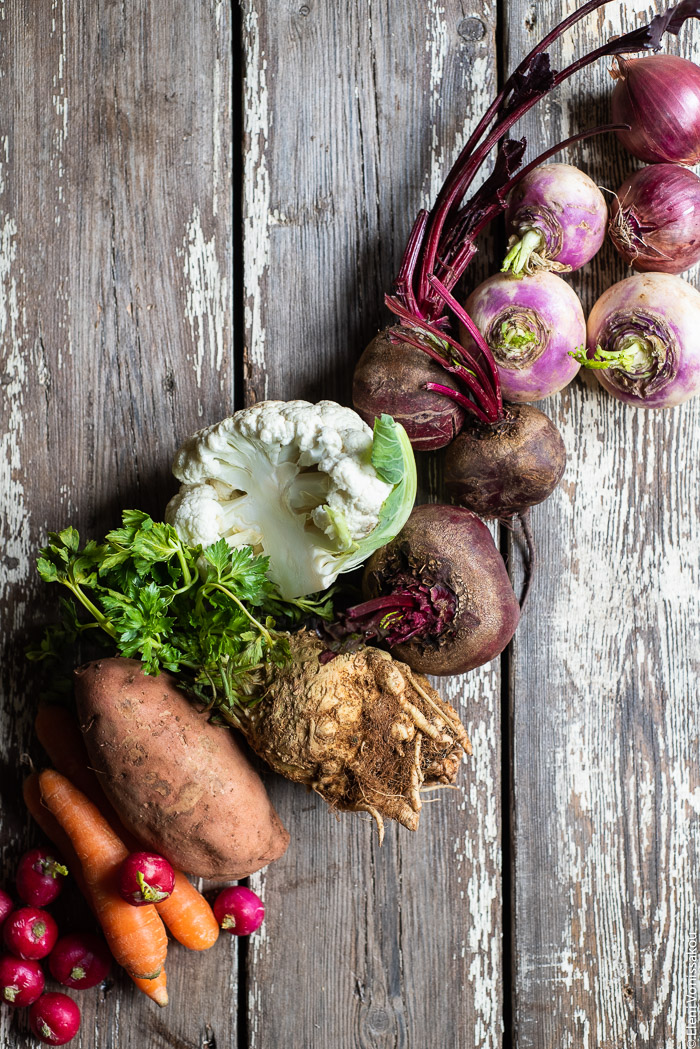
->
236 633 471 843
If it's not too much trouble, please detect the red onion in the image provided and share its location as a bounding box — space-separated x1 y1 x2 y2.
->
611 55 700 165
609 164 700 275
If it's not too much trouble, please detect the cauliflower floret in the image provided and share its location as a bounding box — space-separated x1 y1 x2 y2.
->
165 400 416 599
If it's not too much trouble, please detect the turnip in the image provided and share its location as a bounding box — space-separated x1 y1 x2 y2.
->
16 848 68 908
3 906 58 961
582 272 700 408
29 992 81 1046
460 271 585 402
502 163 606 275
353 1 692 516
213 886 264 936
48 933 111 990
0 955 45 1007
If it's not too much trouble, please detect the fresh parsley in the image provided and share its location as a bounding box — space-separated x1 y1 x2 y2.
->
28 511 336 721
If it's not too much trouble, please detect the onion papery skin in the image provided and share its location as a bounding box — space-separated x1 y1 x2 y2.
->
505 163 607 273
587 272 700 408
611 55 700 166
609 164 700 275
460 272 584 402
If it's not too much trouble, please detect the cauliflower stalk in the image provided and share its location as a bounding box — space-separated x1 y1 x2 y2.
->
165 401 417 599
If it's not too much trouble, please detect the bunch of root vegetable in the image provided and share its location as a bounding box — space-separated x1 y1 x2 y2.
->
353 0 700 512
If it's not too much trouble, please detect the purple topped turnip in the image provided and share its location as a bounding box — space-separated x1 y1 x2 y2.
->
502 163 607 275
331 504 520 676
583 272 700 408
460 271 585 402
609 164 700 275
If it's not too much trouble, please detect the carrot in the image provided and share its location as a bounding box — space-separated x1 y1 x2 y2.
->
130 968 168 1007
24 773 170 1006
38 769 168 980
155 872 219 951
35 704 216 951
35 703 138 846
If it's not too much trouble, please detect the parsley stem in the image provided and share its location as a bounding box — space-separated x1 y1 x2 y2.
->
204 582 274 646
175 545 193 587
66 583 118 640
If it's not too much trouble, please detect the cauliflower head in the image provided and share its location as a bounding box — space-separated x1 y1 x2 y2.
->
165 400 417 599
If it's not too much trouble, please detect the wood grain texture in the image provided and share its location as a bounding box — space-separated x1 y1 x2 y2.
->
0 2 235 1046
241 2 503 1046
502 2 700 1046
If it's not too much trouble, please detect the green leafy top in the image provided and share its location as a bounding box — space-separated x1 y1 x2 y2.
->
30 511 335 721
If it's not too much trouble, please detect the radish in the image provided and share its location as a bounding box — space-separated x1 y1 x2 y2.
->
16 848 68 908
118 852 175 906
0 955 45 1007
213 886 264 936
329 504 520 676
3 906 58 960
0 889 13 929
460 271 585 402
582 272 700 408
502 163 606 275
49 933 111 990
29 993 81 1046
353 1 692 517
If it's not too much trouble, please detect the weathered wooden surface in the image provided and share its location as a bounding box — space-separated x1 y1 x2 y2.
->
503 3 700 1047
2 1 699 1047
242 4 503 1047
0 2 235 1046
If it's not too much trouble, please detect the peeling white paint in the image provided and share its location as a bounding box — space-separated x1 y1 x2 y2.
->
181 205 228 404
242 4 270 378
0 209 31 608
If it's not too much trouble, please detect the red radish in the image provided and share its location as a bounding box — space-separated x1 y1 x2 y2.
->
213 886 264 936
3 906 58 960
16 848 68 907
29 993 81 1046
0 889 13 928
0 955 45 1007
118 852 175 906
49 933 111 990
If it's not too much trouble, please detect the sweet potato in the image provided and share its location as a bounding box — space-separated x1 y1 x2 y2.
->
74 657 290 879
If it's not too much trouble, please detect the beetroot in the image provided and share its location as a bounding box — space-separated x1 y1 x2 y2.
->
118 852 175 906
0 889 13 928
444 403 566 518
213 886 265 936
16 848 68 908
49 933 111 990
29 992 81 1046
356 504 520 676
3 906 58 961
0 955 45 1007
353 331 465 450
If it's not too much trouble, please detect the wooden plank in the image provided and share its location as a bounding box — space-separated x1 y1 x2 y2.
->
502 3 700 1046
0 2 235 1046
242 3 503 1046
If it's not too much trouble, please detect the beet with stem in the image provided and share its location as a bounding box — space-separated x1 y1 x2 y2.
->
328 504 520 676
